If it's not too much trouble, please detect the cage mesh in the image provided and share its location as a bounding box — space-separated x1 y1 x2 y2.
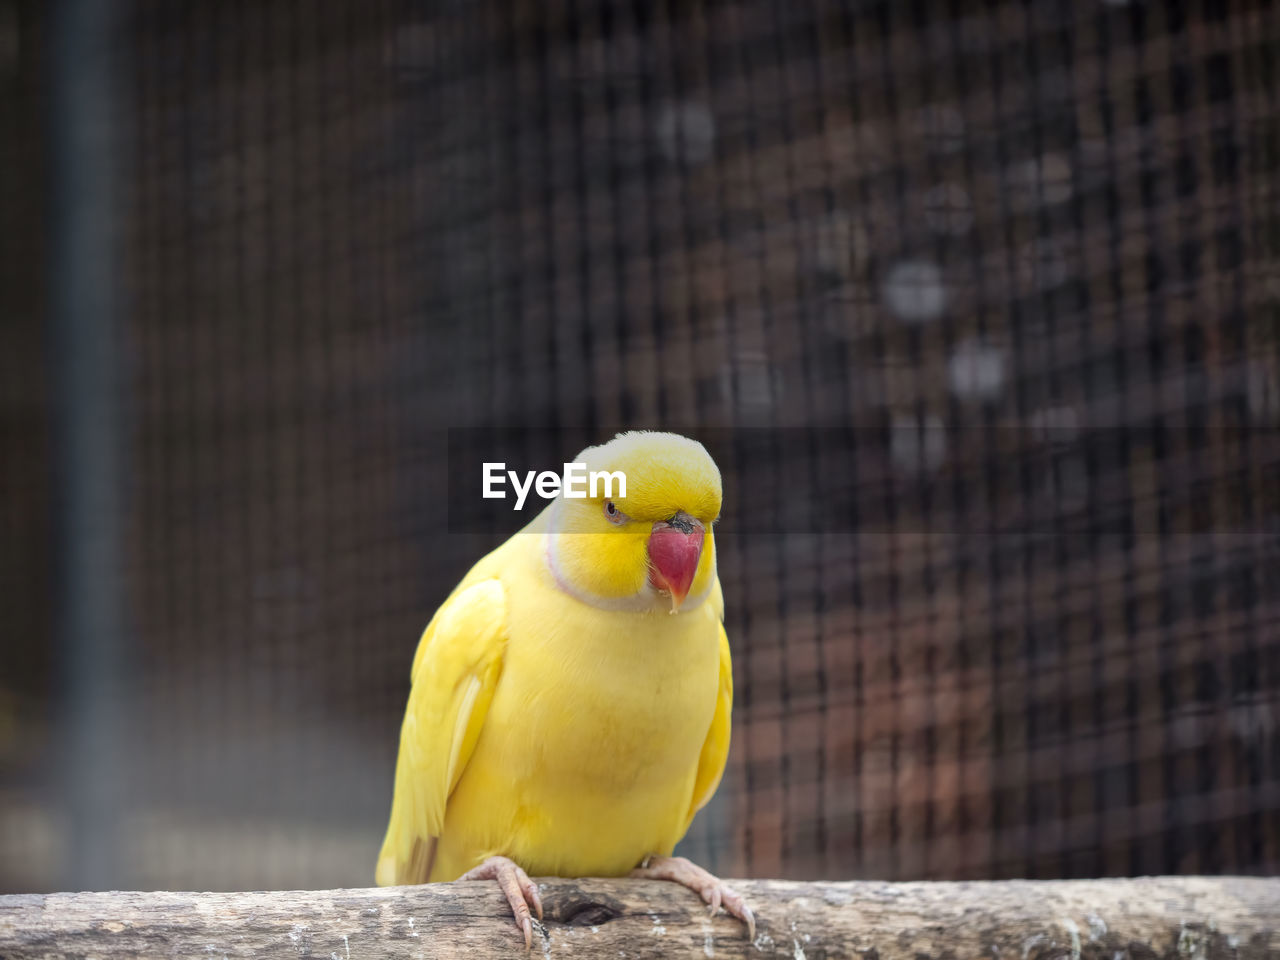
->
1 0 1279 892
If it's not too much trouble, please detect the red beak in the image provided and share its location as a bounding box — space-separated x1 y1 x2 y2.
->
648 513 704 611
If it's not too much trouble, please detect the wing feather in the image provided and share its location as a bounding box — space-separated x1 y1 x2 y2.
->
375 578 507 885
683 620 733 833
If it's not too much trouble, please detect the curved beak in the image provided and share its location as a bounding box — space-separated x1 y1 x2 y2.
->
648 511 705 612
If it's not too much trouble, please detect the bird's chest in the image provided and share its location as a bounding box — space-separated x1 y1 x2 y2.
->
499 617 719 796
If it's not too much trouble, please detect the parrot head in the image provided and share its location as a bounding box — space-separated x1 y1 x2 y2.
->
545 431 722 613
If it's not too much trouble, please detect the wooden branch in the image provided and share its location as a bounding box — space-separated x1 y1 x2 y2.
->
1 877 1276 959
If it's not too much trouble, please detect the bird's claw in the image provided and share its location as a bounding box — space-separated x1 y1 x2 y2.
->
459 855 544 950
630 854 756 940
713 886 755 941
737 901 757 941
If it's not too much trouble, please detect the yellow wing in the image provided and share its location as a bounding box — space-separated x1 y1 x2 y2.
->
682 619 733 835
375 578 507 886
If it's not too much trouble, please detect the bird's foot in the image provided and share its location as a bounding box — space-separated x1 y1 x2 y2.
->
459 855 544 949
629 854 755 940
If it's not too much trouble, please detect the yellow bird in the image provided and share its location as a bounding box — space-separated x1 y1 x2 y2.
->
376 431 752 947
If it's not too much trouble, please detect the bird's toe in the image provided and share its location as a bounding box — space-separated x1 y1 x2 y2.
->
459 855 543 950
630 854 755 940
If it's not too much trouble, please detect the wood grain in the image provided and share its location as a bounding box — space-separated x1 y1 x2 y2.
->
1 877 1276 959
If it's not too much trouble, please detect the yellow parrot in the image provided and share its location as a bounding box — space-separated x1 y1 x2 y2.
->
376 431 752 947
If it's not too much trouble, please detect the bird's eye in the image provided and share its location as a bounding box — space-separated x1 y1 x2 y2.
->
603 500 625 524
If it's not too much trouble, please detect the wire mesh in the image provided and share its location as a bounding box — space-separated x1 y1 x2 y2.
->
1 0 1278 892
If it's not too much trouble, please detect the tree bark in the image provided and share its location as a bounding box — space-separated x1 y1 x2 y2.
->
1 877 1276 959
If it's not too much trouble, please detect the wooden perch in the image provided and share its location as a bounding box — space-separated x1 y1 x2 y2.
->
1 877 1277 959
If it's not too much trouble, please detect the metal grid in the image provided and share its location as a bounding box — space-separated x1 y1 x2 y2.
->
1 0 1278 892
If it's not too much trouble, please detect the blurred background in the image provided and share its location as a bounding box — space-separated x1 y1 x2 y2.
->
2 0 1279 894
